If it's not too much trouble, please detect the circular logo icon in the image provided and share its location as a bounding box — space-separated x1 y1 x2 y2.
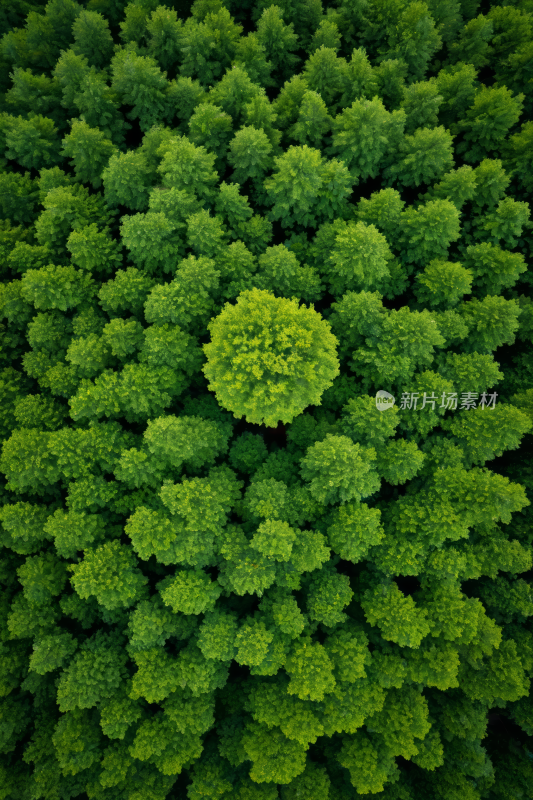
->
375 390 395 411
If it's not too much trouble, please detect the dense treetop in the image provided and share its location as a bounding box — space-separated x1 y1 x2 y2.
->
0 0 532 799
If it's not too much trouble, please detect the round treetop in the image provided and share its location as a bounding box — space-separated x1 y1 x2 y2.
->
203 288 339 426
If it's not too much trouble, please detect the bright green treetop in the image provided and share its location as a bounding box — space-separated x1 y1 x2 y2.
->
203 288 339 426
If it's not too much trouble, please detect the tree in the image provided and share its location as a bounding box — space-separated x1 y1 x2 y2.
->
14 393 68 431
401 78 442 134
209 65 262 124
285 637 336 702
233 32 274 87
479 197 530 250
148 186 203 233
288 90 333 149
5 65 64 125
143 414 230 470
56 631 128 711
503 121 533 194
379 439 426 485
126 467 241 567
52 708 103 776
166 76 206 132
241 720 308 784
29 631 78 675
338 47 378 108
302 45 346 109
243 93 282 149
68 539 148 611
228 432 268 474
234 215 274 258
263 145 322 228
453 85 525 163
383 126 455 188
160 569 222 615
187 209 227 257
442 404 532 467
0 171 40 226
305 568 354 626
143 254 220 329
273 74 309 130
355 187 405 242
187 103 233 168
119 211 183 275
462 243 527 296
102 318 144 360
61 119 117 188
398 199 461 267
459 295 521 353
111 47 170 132
364 685 432 758
380 0 442 82
313 157 355 224
178 7 243 85
17 551 67 606
228 125 273 185
437 352 503 394
4 114 62 171
331 98 405 182
350 305 445 386
145 4 183 72
217 524 278 596
424 165 477 211
202 288 340 426
234 618 275 666
21 264 96 311
309 19 342 54
156 134 219 201
471 158 510 212
67 223 122 275
486 4 532 61
435 61 478 128
328 289 386 359
101 150 152 211
340 394 400 448
448 14 494 68
322 220 393 295
197 609 238 662
215 182 253 238
44 507 107 559
139 323 203 375
280 761 331 800
361 580 431 648
459 639 529 705
300 433 380 506
374 58 408 110
414 259 473 307
98 267 155 316
71 10 114 69
254 243 322 303
256 5 300 81
53 48 91 111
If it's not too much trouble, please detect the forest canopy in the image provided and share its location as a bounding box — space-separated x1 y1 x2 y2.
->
0 0 533 799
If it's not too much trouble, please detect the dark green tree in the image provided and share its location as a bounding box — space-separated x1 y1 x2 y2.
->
72 9 114 69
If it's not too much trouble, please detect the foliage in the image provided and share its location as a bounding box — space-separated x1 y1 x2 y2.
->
0 1 531 798
203 288 339 426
